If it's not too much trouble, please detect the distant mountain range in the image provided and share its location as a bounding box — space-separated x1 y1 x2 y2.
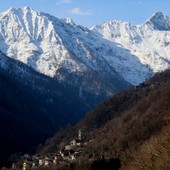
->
0 8 170 86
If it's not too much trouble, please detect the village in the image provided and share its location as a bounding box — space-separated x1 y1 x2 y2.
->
10 129 89 170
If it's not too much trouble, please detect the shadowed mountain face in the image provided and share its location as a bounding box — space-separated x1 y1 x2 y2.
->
0 51 82 166
0 51 130 167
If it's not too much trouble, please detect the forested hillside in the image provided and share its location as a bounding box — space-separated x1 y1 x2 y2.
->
38 69 170 170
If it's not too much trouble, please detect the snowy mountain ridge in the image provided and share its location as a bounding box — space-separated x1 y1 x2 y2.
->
91 12 170 84
0 7 170 86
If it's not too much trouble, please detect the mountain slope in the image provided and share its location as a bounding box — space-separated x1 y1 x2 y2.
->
92 12 170 84
39 69 170 170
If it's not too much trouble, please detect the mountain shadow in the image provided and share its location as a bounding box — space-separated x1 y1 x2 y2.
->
0 51 130 168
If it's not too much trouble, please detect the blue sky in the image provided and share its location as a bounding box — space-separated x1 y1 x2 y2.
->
0 0 170 28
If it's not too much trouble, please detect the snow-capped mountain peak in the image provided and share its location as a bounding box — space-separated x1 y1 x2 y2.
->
146 12 170 31
63 17 75 25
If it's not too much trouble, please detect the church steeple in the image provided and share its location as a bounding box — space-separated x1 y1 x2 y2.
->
78 129 82 141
